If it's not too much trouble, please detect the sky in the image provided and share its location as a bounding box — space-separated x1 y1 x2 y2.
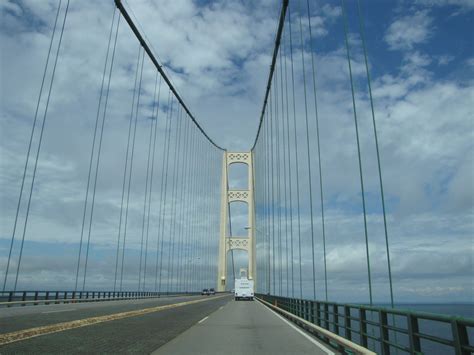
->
0 0 473 304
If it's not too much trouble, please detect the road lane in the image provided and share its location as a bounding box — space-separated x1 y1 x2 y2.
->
0 294 216 334
153 298 335 355
0 294 232 353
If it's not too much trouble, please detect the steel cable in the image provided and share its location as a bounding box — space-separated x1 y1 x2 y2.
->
119 49 145 291
114 45 142 292
82 10 120 292
13 0 71 293
306 0 328 301
341 0 373 305
143 74 163 291
288 3 303 299
3 0 63 292
297 0 317 300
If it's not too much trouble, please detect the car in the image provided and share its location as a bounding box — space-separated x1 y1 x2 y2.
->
209 288 215 295
201 288 209 296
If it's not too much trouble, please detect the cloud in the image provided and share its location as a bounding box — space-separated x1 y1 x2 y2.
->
385 10 433 51
0 0 472 304
415 0 474 12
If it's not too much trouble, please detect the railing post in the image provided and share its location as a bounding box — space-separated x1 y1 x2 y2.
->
407 314 421 354
379 310 390 355
333 305 339 335
344 305 352 341
22 291 27 306
324 303 329 330
8 291 13 302
360 308 368 348
452 320 469 355
316 302 321 327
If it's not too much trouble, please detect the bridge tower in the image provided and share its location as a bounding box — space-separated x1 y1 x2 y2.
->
217 151 256 292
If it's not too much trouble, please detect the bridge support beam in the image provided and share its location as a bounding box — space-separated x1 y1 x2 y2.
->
217 152 256 292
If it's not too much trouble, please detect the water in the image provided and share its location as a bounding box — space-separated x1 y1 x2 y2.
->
369 303 474 354
393 303 473 318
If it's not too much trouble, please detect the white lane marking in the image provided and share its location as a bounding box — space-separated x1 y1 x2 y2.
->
219 306 224 310
42 308 76 314
256 301 335 355
198 316 209 324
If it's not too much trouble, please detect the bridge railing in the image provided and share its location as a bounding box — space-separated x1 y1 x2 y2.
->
256 293 474 355
0 290 202 307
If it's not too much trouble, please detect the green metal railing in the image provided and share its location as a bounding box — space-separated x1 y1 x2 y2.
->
257 294 474 355
0 290 201 307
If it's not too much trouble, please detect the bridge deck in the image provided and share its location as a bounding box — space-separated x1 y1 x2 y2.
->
0 294 334 354
154 297 334 355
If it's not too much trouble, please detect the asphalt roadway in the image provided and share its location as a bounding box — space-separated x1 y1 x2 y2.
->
0 294 335 354
154 298 334 355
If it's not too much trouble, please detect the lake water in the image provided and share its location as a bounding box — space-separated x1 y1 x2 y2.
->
363 303 474 354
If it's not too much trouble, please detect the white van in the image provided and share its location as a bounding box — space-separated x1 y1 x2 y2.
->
234 278 254 301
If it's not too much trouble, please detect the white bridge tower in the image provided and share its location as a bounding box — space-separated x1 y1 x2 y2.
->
217 151 256 292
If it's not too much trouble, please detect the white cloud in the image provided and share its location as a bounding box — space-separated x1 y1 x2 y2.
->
0 0 472 303
415 0 474 12
437 54 454 65
385 10 433 51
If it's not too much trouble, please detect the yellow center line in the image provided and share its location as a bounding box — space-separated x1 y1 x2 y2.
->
0 295 229 346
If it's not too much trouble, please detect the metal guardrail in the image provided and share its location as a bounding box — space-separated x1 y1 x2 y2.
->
256 293 474 355
0 290 202 307
256 296 375 354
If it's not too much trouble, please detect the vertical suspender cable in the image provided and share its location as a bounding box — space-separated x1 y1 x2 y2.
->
262 113 267 293
13 0 70 293
357 0 394 308
269 89 276 295
184 127 197 291
297 0 317 300
188 128 199 291
158 96 175 293
306 0 328 301
167 105 183 293
279 43 289 297
114 45 142 292
120 49 145 291
3 0 63 292
274 56 282 296
341 0 373 305
283 22 295 299
265 111 271 294
154 90 172 292
144 74 163 291
138 72 158 292
288 3 303 299
176 117 190 291
179 119 191 292
82 10 120 292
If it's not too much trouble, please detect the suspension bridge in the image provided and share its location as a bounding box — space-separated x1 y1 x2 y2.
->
1 0 472 354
